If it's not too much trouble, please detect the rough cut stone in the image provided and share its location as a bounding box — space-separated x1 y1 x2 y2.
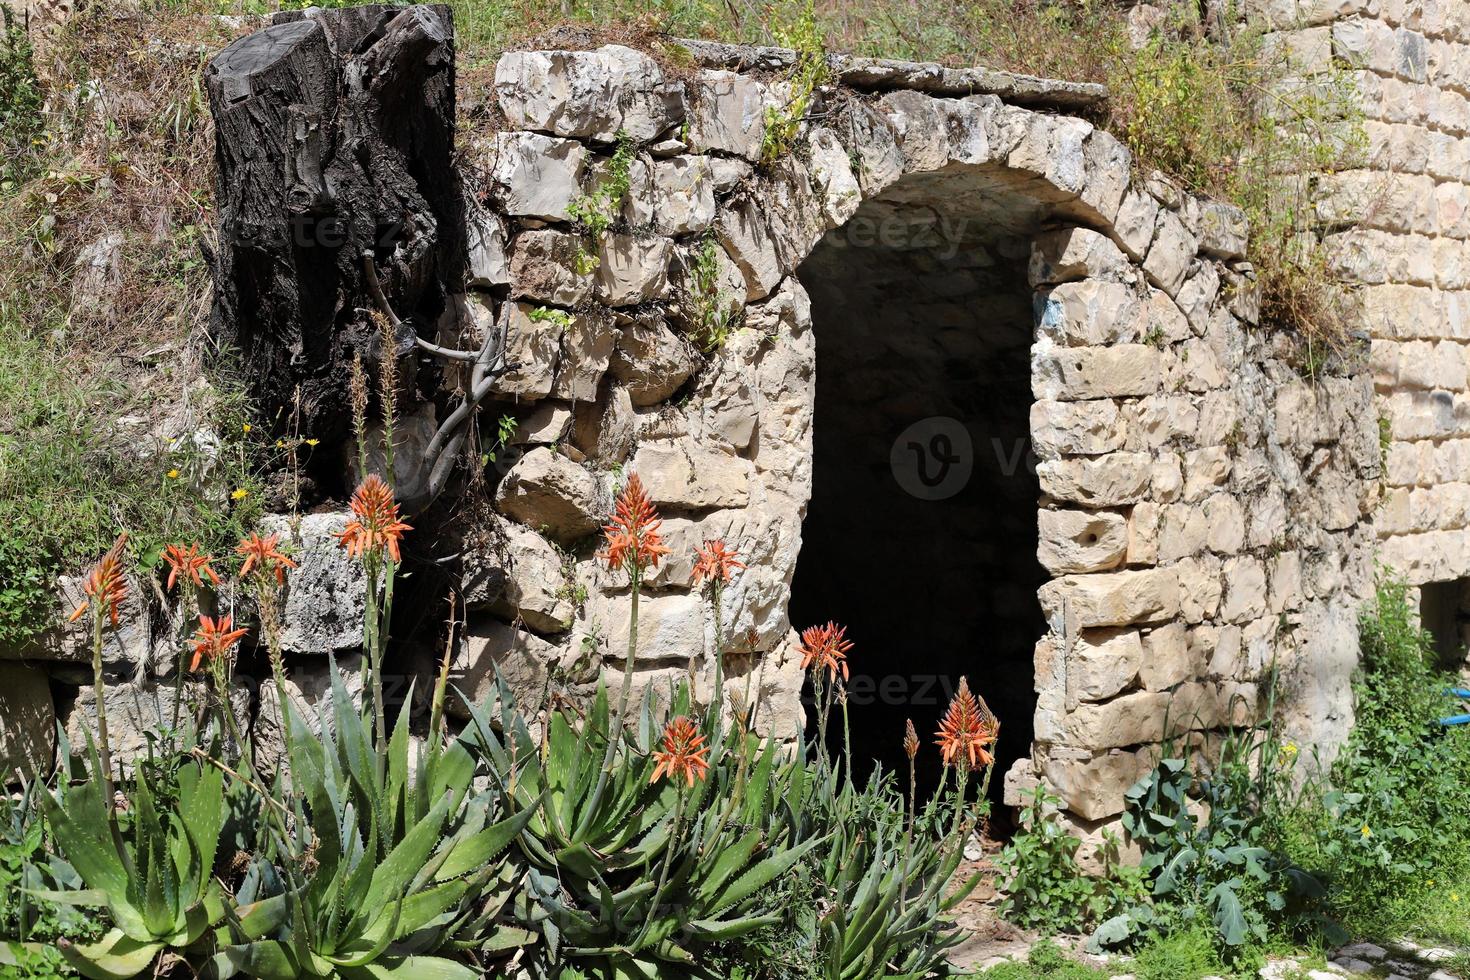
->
67 680 250 768
510 230 594 307
496 448 606 542
596 233 673 307
1031 400 1125 458
491 301 563 401
464 518 574 635
1039 568 1181 628
261 512 369 654
609 318 696 406
494 46 685 142
1037 280 1146 346
632 441 750 509
687 70 767 160
550 313 615 402
1032 343 1161 400
488 131 588 220
450 617 578 719
652 156 716 235
1030 227 1132 285
1038 453 1152 507
253 654 365 774
1070 627 1142 701
1038 509 1129 574
1143 209 1197 296
572 384 635 462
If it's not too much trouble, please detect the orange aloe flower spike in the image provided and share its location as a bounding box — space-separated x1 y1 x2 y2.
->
236 532 299 585
68 533 129 627
162 542 221 592
650 715 711 787
336 474 413 562
692 539 745 586
935 676 1000 772
797 622 853 682
599 473 669 575
188 614 249 672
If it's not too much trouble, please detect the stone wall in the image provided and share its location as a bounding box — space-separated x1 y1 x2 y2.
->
0 9 1382 838
1246 1 1470 604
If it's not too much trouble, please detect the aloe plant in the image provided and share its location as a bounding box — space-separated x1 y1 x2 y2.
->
37 747 227 980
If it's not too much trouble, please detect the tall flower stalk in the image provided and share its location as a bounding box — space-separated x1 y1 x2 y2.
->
799 621 852 778
935 676 1000 843
189 614 250 763
161 541 220 734
636 715 710 948
66 533 128 832
337 473 411 760
692 538 743 717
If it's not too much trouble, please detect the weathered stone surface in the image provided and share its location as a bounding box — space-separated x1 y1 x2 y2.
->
1040 568 1180 628
609 318 696 406
1143 209 1197 296
1038 509 1129 574
1038 453 1152 507
687 70 767 159
572 384 635 462
632 440 750 509
261 512 369 655
491 301 563 401
806 127 862 227
1030 227 1132 285
551 312 616 402
1031 400 1125 458
1037 280 1146 346
494 46 684 142
582 590 705 665
464 518 574 635
1044 747 1153 820
1138 621 1192 691
717 196 785 301
449 617 585 719
510 230 594 307
495 448 606 542
0 663 54 778
488 131 588 220
596 233 673 307
511 401 574 447
68 680 250 767
1032 343 1161 400
652 156 716 236
1070 627 1142 701
465 199 509 288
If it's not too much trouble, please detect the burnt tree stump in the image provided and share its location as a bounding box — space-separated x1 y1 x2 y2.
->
205 4 461 447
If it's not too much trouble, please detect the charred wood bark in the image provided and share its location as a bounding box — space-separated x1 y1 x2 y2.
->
205 4 461 448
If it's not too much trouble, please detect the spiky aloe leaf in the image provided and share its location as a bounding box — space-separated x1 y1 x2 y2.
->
56 929 162 980
434 801 538 881
337 954 483 979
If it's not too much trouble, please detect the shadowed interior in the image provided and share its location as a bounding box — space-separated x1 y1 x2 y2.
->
790 168 1049 804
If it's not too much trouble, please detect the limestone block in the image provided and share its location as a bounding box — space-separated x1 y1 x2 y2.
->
1183 447 1232 501
1079 129 1131 224
1007 113 1092 199
696 331 759 451
1127 502 1160 566
1126 394 1200 449
449 616 577 719
22 572 161 668
1036 281 1147 346
596 233 672 307
1158 502 1209 563
495 448 606 542
652 156 716 236
1138 621 1192 691
805 127 862 227
583 591 705 666
687 70 767 160
1197 201 1249 259
1038 509 1129 574
1114 185 1160 260
488 131 588 221
609 317 696 407
68 681 250 768
572 385 635 463
0 663 54 777
1043 748 1153 820
1175 261 1220 334
1039 567 1180 629
465 198 509 288
551 312 616 403
464 517 574 635
261 512 369 654
1037 452 1152 507
1070 627 1143 701
942 95 1001 166
631 440 750 509
1029 227 1132 286
1031 400 1125 458
510 229 594 307
1203 494 1247 555
1143 208 1197 296
1269 551 1304 614
1175 555 1224 624
846 100 906 197
716 196 785 301
1221 556 1268 623
494 46 685 142
878 90 951 173
1032 343 1161 400
509 401 574 447
491 301 562 400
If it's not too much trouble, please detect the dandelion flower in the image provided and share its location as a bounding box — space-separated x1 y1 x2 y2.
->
692 538 744 586
241 423 252 433
161 542 220 592
305 438 320 447
1361 825 1372 837
231 488 249 501
650 715 711 787
337 475 412 562
189 614 248 672
936 677 999 772
67 534 129 628
600 474 669 575
236 532 297 585
798 622 852 682
166 469 180 479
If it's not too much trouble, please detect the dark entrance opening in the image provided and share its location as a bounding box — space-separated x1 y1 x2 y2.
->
789 171 1048 803
1420 578 1470 671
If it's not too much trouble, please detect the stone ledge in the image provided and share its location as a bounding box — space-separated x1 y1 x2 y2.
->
672 38 1110 110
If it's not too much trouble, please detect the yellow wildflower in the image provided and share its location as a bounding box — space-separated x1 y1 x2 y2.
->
166 469 180 479
231 488 249 501
1360 825 1371 837
305 438 320 447
242 423 252 433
